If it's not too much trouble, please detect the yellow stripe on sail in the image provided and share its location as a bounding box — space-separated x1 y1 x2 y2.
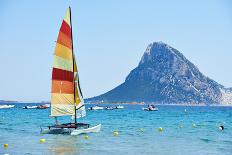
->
53 55 73 72
64 8 71 26
51 104 75 116
54 43 72 60
75 82 81 104
74 56 78 72
51 93 75 116
51 93 74 104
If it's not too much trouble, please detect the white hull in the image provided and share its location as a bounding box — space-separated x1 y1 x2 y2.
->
0 105 15 109
41 124 101 135
88 106 104 110
71 124 101 135
23 106 38 109
116 106 124 109
142 107 158 111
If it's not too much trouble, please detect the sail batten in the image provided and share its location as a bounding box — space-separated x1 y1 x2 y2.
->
50 8 84 117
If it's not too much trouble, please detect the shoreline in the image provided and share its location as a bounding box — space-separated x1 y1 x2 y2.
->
85 102 232 107
1 101 232 107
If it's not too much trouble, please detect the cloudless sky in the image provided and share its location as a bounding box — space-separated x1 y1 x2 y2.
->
0 0 232 102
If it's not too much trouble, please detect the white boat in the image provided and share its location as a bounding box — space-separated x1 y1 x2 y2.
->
105 106 115 110
23 106 38 109
142 105 158 111
88 106 104 110
116 105 124 109
0 105 15 109
142 107 158 111
41 7 101 135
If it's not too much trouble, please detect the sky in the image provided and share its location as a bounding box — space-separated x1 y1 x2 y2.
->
0 0 232 102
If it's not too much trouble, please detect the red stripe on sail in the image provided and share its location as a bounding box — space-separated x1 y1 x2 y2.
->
60 20 71 39
57 31 72 49
52 68 73 82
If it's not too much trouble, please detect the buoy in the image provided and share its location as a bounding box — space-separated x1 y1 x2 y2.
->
158 127 163 132
39 138 46 143
113 131 119 136
83 135 89 140
192 123 196 128
219 125 224 130
3 143 8 148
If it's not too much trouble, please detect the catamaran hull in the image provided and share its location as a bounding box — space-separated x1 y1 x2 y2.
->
71 124 101 135
41 124 101 135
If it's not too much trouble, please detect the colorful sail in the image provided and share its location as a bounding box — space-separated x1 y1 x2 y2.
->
51 8 85 117
74 58 86 118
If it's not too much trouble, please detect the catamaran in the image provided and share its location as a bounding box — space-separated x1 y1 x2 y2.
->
41 7 101 135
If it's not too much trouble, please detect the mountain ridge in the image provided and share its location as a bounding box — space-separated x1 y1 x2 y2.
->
87 42 232 105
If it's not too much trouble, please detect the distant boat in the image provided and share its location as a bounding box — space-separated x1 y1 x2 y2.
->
142 104 158 111
116 105 124 109
105 106 114 110
41 7 101 135
0 105 15 109
23 106 37 109
88 106 104 110
23 104 50 109
37 104 50 109
104 105 124 110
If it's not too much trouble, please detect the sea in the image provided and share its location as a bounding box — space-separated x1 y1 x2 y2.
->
0 103 232 155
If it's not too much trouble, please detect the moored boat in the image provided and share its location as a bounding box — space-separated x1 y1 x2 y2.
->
0 105 15 109
105 106 115 110
88 106 104 110
23 106 38 109
116 105 124 109
142 104 158 111
37 104 50 109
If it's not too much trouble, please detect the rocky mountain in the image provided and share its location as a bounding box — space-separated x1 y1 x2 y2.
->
87 42 232 105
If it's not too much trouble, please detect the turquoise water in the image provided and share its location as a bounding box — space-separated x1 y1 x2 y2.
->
0 103 232 155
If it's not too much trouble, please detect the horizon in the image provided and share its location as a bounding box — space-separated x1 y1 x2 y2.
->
0 0 232 102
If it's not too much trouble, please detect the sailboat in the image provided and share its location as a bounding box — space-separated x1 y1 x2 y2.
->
41 7 101 135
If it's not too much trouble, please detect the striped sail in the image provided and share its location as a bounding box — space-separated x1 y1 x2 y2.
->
74 57 86 118
51 8 84 117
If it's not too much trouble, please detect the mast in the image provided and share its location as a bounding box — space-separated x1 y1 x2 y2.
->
69 6 77 126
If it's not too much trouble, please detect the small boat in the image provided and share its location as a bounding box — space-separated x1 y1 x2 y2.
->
115 105 124 109
142 104 158 111
88 106 104 110
37 104 50 109
105 106 115 110
37 105 48 109
23 106 38 109
0 105 15 109
41 7 101 135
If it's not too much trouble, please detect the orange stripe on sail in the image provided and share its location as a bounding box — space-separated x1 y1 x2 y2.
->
52 80 74 94
57 31 72 49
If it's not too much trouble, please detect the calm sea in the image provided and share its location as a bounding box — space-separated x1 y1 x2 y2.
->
0 103 232 155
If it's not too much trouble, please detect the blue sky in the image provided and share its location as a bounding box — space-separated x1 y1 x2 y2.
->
0 0 232 102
